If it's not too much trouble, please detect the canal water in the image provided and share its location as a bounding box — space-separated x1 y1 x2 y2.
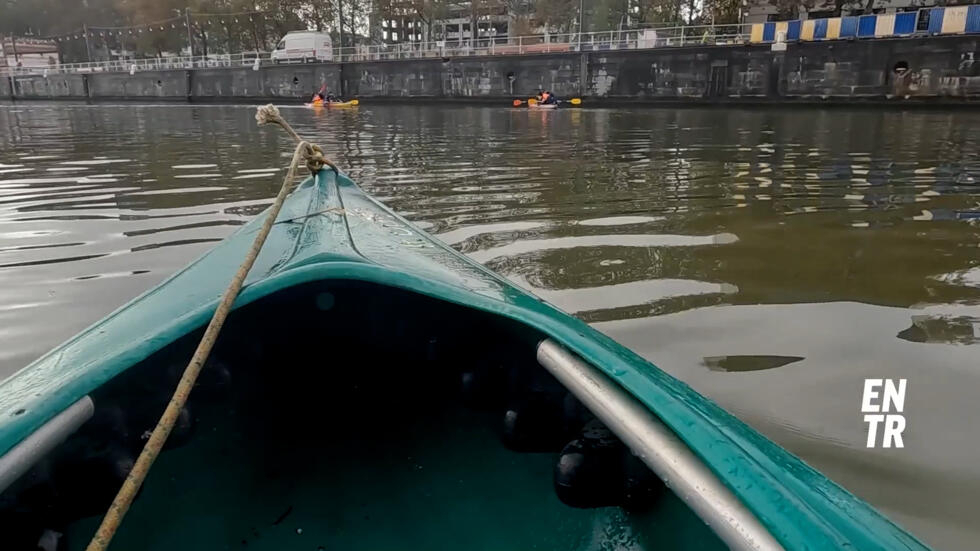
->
1 103 978 549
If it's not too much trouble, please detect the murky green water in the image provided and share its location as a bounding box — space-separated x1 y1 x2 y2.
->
1 103 978 549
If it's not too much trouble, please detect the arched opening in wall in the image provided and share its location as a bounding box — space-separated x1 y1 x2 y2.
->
893 61 909 75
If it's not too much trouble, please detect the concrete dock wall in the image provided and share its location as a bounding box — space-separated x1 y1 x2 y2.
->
10 74 88 99
193 65 341 101
86 71 188 99
339 54 584 99
4 35 978 103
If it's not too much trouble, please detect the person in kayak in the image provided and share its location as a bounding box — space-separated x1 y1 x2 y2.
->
312 84 326 103
311 84 340 104
540 90 558 105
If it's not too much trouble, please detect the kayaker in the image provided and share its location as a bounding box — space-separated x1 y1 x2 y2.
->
540 90 558 105
312 84 328 104
312 93 342 104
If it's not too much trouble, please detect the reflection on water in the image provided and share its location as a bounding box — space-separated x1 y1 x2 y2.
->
897 315 980 345
702 355 805 372
1 103 979 548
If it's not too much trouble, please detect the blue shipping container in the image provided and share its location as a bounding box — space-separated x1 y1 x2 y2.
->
840 16 859 37
894 12 917 34
927 8 945 34
858 15 877 37
814 18 828 39
763 22 776 41
787 20 802 40
967 5 980 33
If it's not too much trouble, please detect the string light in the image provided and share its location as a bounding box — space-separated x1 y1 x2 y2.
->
43 10 269 42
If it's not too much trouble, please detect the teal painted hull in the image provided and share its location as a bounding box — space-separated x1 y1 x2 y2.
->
0 169 928 550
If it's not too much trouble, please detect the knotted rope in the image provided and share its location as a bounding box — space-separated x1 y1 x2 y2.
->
86 105 332 551
255 104 336 174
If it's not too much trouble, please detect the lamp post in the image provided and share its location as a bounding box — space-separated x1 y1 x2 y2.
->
174 9 193 58
491 26 497 54
185 9 194 58
579 0 584 48
83 24 93 62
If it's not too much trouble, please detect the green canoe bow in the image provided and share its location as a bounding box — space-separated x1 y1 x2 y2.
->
0 169 928 550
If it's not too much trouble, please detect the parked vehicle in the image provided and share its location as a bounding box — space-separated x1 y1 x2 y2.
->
270 31 333 63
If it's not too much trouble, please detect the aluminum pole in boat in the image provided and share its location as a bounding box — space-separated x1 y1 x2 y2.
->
536 339 783 551
0 396 95 493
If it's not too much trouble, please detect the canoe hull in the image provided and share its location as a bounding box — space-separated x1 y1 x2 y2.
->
0 169 931 551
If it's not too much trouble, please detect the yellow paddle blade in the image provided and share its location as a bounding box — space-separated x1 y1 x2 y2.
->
568 98 582 105
350 99 360 106
528 98 538 105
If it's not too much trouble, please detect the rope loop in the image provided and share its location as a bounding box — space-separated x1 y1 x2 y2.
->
304 143 335 174
256 103 337 175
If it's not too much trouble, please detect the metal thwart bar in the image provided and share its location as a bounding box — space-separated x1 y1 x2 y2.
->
536 339 783 551
0 396 95 494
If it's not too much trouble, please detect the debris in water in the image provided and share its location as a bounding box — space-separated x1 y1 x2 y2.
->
296 528 303 535
272 505 294 525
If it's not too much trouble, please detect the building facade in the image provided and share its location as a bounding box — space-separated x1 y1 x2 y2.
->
377 0 513 45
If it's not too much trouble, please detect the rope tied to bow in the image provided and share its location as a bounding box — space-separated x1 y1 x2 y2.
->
85 105 333 551
255 104 336 174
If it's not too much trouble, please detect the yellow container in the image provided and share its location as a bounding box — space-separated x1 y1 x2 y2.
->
874 14 895 37
802 20 816 40
775 21 789 39
942 6 968 34
826 17 842 39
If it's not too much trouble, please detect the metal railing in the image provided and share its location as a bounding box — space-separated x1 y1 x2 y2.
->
1 24 746 78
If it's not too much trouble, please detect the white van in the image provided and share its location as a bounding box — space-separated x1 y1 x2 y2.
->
271 31 333 63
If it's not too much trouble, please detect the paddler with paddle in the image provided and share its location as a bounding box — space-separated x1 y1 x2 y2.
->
311 84 339 105
513 92 581 107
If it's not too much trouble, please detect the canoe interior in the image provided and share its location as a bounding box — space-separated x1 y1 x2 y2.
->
1 280 723 550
